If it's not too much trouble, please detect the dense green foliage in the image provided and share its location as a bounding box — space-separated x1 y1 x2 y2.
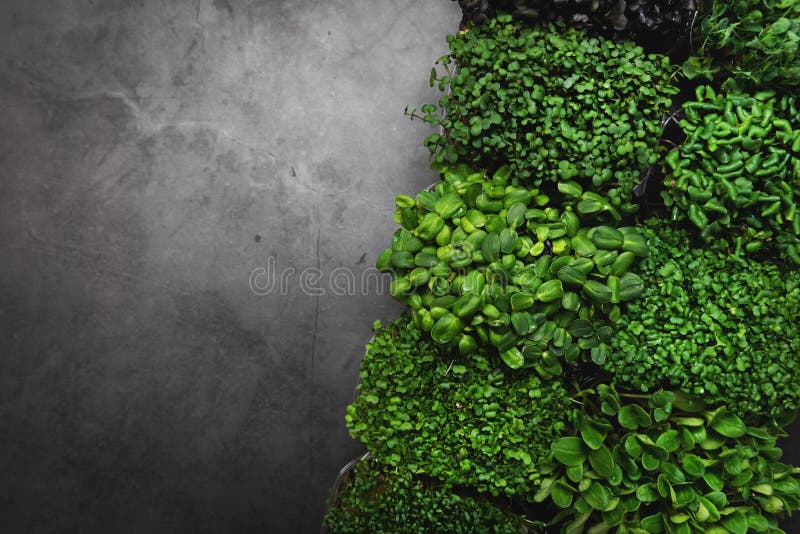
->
538 385 800 533
604 220 800 419
346 317 570 500
689 0 800 87
332 3 800 531
377 164 647 371
322 456 524 534
414 16 678 212
662 84 800 264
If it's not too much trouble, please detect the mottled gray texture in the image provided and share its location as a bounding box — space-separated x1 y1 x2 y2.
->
0 1 459 532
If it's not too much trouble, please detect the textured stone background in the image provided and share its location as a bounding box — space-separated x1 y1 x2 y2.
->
0 1 458 532
2 1 799 533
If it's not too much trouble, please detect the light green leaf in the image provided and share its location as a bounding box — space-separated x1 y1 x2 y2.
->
703 471 724 492
500 347 524 369
534 477 555 502
564 512 592 534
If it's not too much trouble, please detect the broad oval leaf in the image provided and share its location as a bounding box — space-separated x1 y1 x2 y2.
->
636 483 660 503
641 452 661 471
656 429 681 453
661 462 686 484
703 471 724 492
534 477 556 503
500 347 524 369
672 391 706 413
639 512 664 533
582 480 613 511
551 482 575 508
581 423 608 451
709 408 746 438
552 437 588 466
618 404 652 430
681 453 706 477
536 279 564 302
430 314 462 344
722 510 747 534
510 291 535 312
589 445 615 478
697 495 721 522
567 463 584 484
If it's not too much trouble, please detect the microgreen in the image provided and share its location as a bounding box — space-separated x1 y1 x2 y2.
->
538 385 800 533
346 317 570 500
688 0 800 87
662 82 800 265
411 15 678 214
605 219 800 420
323 456 525 533
377 164 648 371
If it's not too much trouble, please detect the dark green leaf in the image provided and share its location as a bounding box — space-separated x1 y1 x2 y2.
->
656 430 680 452
618 405 652 430
589 445 615 478
774 477 800 495
661 463 686 484
581 422 608 451
582 480 613 511
624 434 643 457
551 482 574 508
671 391 706 413
552 437 588 466
703 471 724 492
639 513 664 533
709 408 746 438
641 452 661 471
636 483 660 503
746 511 770 532
681 454 706 477
703 491 726 509
566 463 584 484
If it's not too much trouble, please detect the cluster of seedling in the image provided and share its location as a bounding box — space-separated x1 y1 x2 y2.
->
377 164 646 372
412 15 677 214
323 455 524 533
346 317 570 501
325 3 800 532
542 385 800 533
662 84 800 264
607 220 800 420
690 0 800 88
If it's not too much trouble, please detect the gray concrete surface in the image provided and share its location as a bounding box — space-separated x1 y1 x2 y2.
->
0 1 459 532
